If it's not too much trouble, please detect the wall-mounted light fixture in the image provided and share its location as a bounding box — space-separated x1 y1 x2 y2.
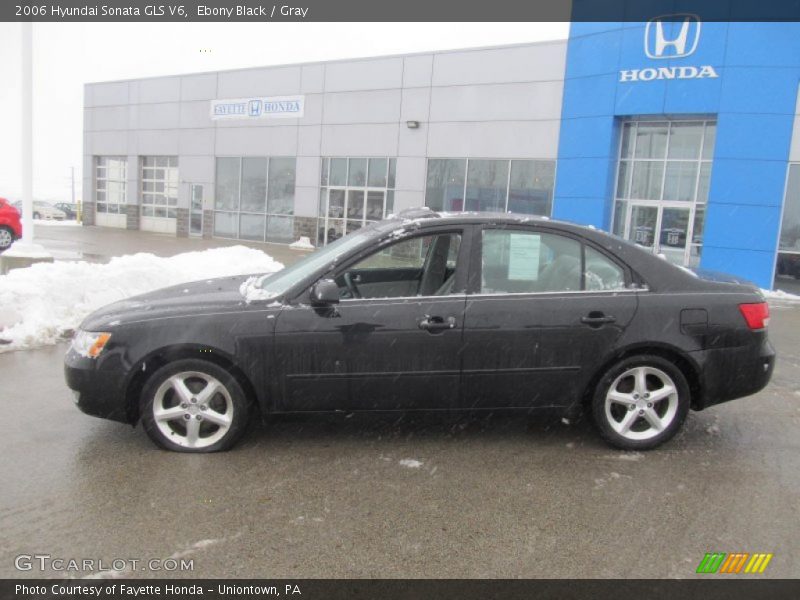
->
406 120 420 129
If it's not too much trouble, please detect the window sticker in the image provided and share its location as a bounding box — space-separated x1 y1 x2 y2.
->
507 233 540 281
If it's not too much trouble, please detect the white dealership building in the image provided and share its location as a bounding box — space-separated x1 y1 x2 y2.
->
82 16 800 289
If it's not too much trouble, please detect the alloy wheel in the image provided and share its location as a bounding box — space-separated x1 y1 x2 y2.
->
604 366 679 441
152 371 233 449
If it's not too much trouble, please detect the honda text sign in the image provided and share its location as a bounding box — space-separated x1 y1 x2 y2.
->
619 14 719 83
210 95 305 120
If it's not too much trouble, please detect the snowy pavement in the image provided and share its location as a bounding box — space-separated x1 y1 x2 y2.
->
1 303 799 578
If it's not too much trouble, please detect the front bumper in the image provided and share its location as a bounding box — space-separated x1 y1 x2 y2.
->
64 347 132 424
694 336 775 410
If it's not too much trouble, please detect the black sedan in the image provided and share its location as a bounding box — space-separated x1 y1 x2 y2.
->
65 209 775 452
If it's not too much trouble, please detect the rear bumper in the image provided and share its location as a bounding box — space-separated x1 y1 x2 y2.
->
693 337 775 410
64 348 132 424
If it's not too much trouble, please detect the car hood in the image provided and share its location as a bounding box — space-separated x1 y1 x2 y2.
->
80 274 267 330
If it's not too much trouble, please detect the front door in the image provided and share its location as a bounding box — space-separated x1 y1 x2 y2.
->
461 226 638 409
273 229 469 412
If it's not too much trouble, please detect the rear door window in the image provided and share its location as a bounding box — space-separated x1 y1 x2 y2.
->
481 229 582 293
585 246 627 291
479 229 630 293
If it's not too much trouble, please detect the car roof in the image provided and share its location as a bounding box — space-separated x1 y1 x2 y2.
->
386 208 598 238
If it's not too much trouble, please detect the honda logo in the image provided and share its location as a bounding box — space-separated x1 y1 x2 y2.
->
645 14 701 59
248 100 262 117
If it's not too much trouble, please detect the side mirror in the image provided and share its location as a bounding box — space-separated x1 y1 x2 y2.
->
311 279 340 305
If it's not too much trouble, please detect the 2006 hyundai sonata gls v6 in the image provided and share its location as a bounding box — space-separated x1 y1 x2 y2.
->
65 209 774 452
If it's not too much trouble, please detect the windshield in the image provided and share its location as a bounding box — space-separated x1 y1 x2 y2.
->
255 223 391 297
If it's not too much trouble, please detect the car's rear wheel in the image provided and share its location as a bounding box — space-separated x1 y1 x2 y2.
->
0 226 14 250
591 355 690 450
140 359 251 452
33 211 41 220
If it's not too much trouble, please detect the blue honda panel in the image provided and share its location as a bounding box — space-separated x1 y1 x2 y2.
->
557 3 800 288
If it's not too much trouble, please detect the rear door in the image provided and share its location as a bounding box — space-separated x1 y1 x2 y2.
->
460 225 638 409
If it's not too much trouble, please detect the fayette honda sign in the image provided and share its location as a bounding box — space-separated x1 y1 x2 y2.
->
619 15 719 82
210 95 305 120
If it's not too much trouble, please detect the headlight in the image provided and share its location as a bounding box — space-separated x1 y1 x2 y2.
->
71 330 112 359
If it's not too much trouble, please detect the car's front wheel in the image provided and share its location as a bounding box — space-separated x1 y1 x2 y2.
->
591 355 690 450
140 359 252 452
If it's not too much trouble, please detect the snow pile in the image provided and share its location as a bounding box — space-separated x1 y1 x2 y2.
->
289 236 315 250
761 288 800 303
0 246 283 352
239 275 280 304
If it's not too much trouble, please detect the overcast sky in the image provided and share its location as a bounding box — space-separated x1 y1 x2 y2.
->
0 22 568 203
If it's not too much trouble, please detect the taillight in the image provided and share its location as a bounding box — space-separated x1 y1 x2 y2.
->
739 302 769 330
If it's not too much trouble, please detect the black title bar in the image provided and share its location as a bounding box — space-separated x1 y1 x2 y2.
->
4 579 800 600
4 0 800 22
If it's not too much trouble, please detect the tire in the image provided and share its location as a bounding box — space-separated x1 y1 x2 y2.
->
33 212 41 220
140 359 252 452
0 226 13 250
591 355 690 450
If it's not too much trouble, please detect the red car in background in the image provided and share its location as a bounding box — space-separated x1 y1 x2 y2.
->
0 197 22 250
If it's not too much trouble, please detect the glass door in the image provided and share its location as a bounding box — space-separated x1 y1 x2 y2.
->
320 187 388 245
659 207 691 264
190 184 203 236
629 205 658 249
613 119 716 268
623 203 694 265
346 190 365 235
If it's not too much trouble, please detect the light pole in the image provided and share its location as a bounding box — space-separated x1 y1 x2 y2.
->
21 21 33 244
1 22 52 273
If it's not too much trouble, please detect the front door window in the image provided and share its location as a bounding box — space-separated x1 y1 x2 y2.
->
336 232 462 299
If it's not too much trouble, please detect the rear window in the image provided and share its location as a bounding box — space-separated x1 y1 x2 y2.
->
480 229 630 294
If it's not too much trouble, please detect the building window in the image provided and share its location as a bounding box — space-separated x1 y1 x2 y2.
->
141 156 178 218
213 157 296 243
775 163 800 288
317 157 396 246
612 119 715 267
424 158 555 216
95 157 127 214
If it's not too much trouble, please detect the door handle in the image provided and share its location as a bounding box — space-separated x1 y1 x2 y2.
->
581 313 616 327
419 315 457 332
